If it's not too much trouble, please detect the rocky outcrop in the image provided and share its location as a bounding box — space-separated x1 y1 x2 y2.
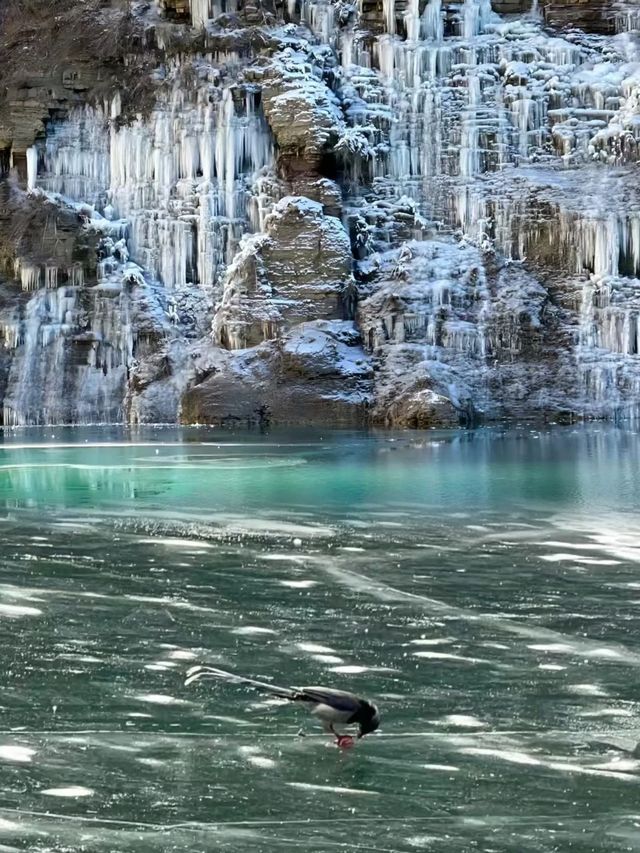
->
214 197 354 349
259 48 344 173
541 0 614 33
182 320 372 425
158 0 191 20
0 186 100 280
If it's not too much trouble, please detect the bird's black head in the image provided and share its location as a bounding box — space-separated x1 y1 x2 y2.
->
357 703 380 739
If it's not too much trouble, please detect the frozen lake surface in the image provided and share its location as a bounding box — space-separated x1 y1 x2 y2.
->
1 425 640 851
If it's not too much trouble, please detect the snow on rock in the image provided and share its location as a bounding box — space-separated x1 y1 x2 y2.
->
359 237 575 425
182 319 372 426
214 196 353 349
258 46 346 167
281 320 372 379
263 196 352 289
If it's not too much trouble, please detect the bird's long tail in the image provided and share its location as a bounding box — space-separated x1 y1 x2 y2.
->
184 665 298 700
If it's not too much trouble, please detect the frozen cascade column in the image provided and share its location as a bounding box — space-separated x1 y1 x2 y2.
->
511 93 534 161
298 0 337 45
26 147 38 192
460 74 482 177
570 214 640 280
4 289 76 425
593 217 622 278
191 0 238 27
404 0 441 43
215 88 237 223
38 103 111 203
424 0 443 42
461 0 494 38
383 0 396 35
191 0 210 28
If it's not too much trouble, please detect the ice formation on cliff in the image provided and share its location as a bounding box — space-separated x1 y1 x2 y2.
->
3 0 640 424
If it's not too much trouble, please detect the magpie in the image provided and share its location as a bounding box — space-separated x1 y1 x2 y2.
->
185 665 380 746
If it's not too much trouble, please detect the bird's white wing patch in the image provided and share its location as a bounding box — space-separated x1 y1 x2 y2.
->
311 703 353 725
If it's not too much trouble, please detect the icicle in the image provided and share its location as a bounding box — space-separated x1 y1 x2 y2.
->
45 266 58 289
215 88 237 223
68 265 84 287
377 36 396 80
299 0 336 43
110 93 122 121
342 31 355 67
26 146 38 191
459 75 482 177
1 323 21 350
20 264 41 292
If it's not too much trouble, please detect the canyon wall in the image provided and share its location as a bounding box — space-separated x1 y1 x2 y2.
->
1 0 640 426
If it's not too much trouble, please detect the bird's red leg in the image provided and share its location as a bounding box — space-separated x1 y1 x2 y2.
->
330 725 353 748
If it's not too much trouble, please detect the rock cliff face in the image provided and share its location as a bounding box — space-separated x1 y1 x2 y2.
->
1 0 640 426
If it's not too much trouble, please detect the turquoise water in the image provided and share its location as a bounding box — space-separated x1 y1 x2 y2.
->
1 426 640 851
